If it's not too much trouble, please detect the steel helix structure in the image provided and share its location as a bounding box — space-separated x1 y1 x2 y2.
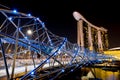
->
0 9 115 80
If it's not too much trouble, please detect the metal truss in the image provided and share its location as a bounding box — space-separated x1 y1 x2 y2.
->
0 9 117 80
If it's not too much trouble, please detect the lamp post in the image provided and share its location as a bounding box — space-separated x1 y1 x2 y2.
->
27 29 33 58
27 29 36 68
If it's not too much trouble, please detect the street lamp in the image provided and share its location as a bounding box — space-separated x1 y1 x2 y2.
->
26 29 33 59
26 29 36 68
27 29 33 35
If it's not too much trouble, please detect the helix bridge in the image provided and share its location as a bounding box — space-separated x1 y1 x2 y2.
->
0 9 117 80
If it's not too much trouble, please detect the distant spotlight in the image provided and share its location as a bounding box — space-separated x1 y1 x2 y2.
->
73 11 82 21
12 9 17 13
61 69 65 72
47 60 50 63
18 27 21 31
31 71 34 75
42 22 45 28
24 36 28 40
27 13 31 16
54 52 57 56
71 69 73 72
8 17 12 20
74 47 77 50
36 17 40 20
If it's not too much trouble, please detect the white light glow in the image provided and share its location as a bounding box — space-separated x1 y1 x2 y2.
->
27 29 33 35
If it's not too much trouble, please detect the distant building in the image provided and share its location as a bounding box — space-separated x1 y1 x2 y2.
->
73 11 108 53
104 47 120 60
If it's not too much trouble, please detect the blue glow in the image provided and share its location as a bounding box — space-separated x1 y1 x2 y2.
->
71 69 73 72
79 66 82 68
54 52 57 56
47 60 50 63
42 22 45 28
24 36 28 40
49 39 51 42
36 17 40 20
18 27 21 31
27 13 31 16
12 9 17 13
61 69 65 72
51 43 53 46
31 71 34 75
75 48 77 50
8 17 12 20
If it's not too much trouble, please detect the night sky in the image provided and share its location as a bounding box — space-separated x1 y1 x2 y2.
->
0 0 120 48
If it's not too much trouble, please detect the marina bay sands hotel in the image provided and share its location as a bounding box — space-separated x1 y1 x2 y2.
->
73 11 108 53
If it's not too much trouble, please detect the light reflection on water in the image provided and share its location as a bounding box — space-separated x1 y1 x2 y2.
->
87 68 120 80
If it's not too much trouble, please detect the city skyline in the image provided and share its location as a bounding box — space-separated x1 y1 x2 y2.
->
0 0 120 48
